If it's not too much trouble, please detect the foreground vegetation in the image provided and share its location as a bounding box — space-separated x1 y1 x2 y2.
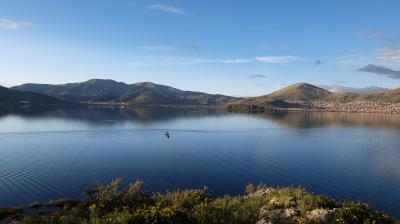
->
2 179 398 224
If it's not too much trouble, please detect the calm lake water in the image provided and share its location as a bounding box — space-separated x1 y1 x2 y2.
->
0 107 399 217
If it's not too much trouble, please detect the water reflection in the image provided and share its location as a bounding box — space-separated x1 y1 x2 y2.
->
0 107 400 217
2 107 400 130
0 106 219 125
257 111 400 130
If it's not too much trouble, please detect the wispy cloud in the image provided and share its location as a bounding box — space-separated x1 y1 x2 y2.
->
129 58 252 66
182 44 200 50
319 84 388 93
337 32 400 66
146 4 193 16
249 74 266 79
335 54 373 65
0 18 32 30
130 55 306 66
0 81 14 87
354 29 384 38
333 80 348 84
138 45 176 52
221 59 253 64
376 47 400 62
138 44 201 52
259 44 289 50
384 36 400 47
255 56 303 63
358 64 400 79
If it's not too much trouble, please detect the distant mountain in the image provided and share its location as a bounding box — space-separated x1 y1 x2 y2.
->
0 86 67 107
230 83 400 107
318 85 388 94
12 79 237 105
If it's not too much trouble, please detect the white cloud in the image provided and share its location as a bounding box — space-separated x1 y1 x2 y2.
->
354 29 384 38
138 44 202 52
129 58 252 66
0 18 32 30
335 54 373 65
0 81 14 87
255 56 303 63
138 45 176 52
129 55 305 66
259 44 289 50
220 59 253 64
319 84 388 93
335 50 400 68
376 47 400 62
146 4 193 16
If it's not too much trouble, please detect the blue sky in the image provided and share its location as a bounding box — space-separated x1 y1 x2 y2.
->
1 0 400 96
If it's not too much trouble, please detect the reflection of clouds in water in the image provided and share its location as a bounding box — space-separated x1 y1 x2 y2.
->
1 108 400 217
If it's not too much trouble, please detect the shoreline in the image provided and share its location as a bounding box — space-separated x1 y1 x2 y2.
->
226 101 400 114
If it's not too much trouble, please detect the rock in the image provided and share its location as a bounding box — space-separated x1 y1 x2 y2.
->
306 208 340 222
259 206 283 218
257 218 273 224
259 205 270 217
283 208 297 218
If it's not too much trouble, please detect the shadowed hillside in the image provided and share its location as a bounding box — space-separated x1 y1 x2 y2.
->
0 86 69 107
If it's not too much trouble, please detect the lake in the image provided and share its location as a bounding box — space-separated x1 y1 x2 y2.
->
0 106 399 217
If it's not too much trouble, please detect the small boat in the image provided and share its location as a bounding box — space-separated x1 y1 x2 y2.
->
165 131 170 138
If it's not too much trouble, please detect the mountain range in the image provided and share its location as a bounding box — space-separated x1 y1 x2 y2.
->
3 80 400 109
11 79 237 105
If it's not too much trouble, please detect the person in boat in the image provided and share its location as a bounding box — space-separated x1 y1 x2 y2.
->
165 131 170 138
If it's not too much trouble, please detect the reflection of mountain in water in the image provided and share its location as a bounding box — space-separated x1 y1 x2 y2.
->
2 106 400 130
259 111 400 130
0 106 220 124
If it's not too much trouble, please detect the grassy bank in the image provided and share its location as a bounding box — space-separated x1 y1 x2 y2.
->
2 179 398 224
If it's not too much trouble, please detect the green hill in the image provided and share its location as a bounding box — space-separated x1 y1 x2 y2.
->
12 79 237 105
268 83 331 101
